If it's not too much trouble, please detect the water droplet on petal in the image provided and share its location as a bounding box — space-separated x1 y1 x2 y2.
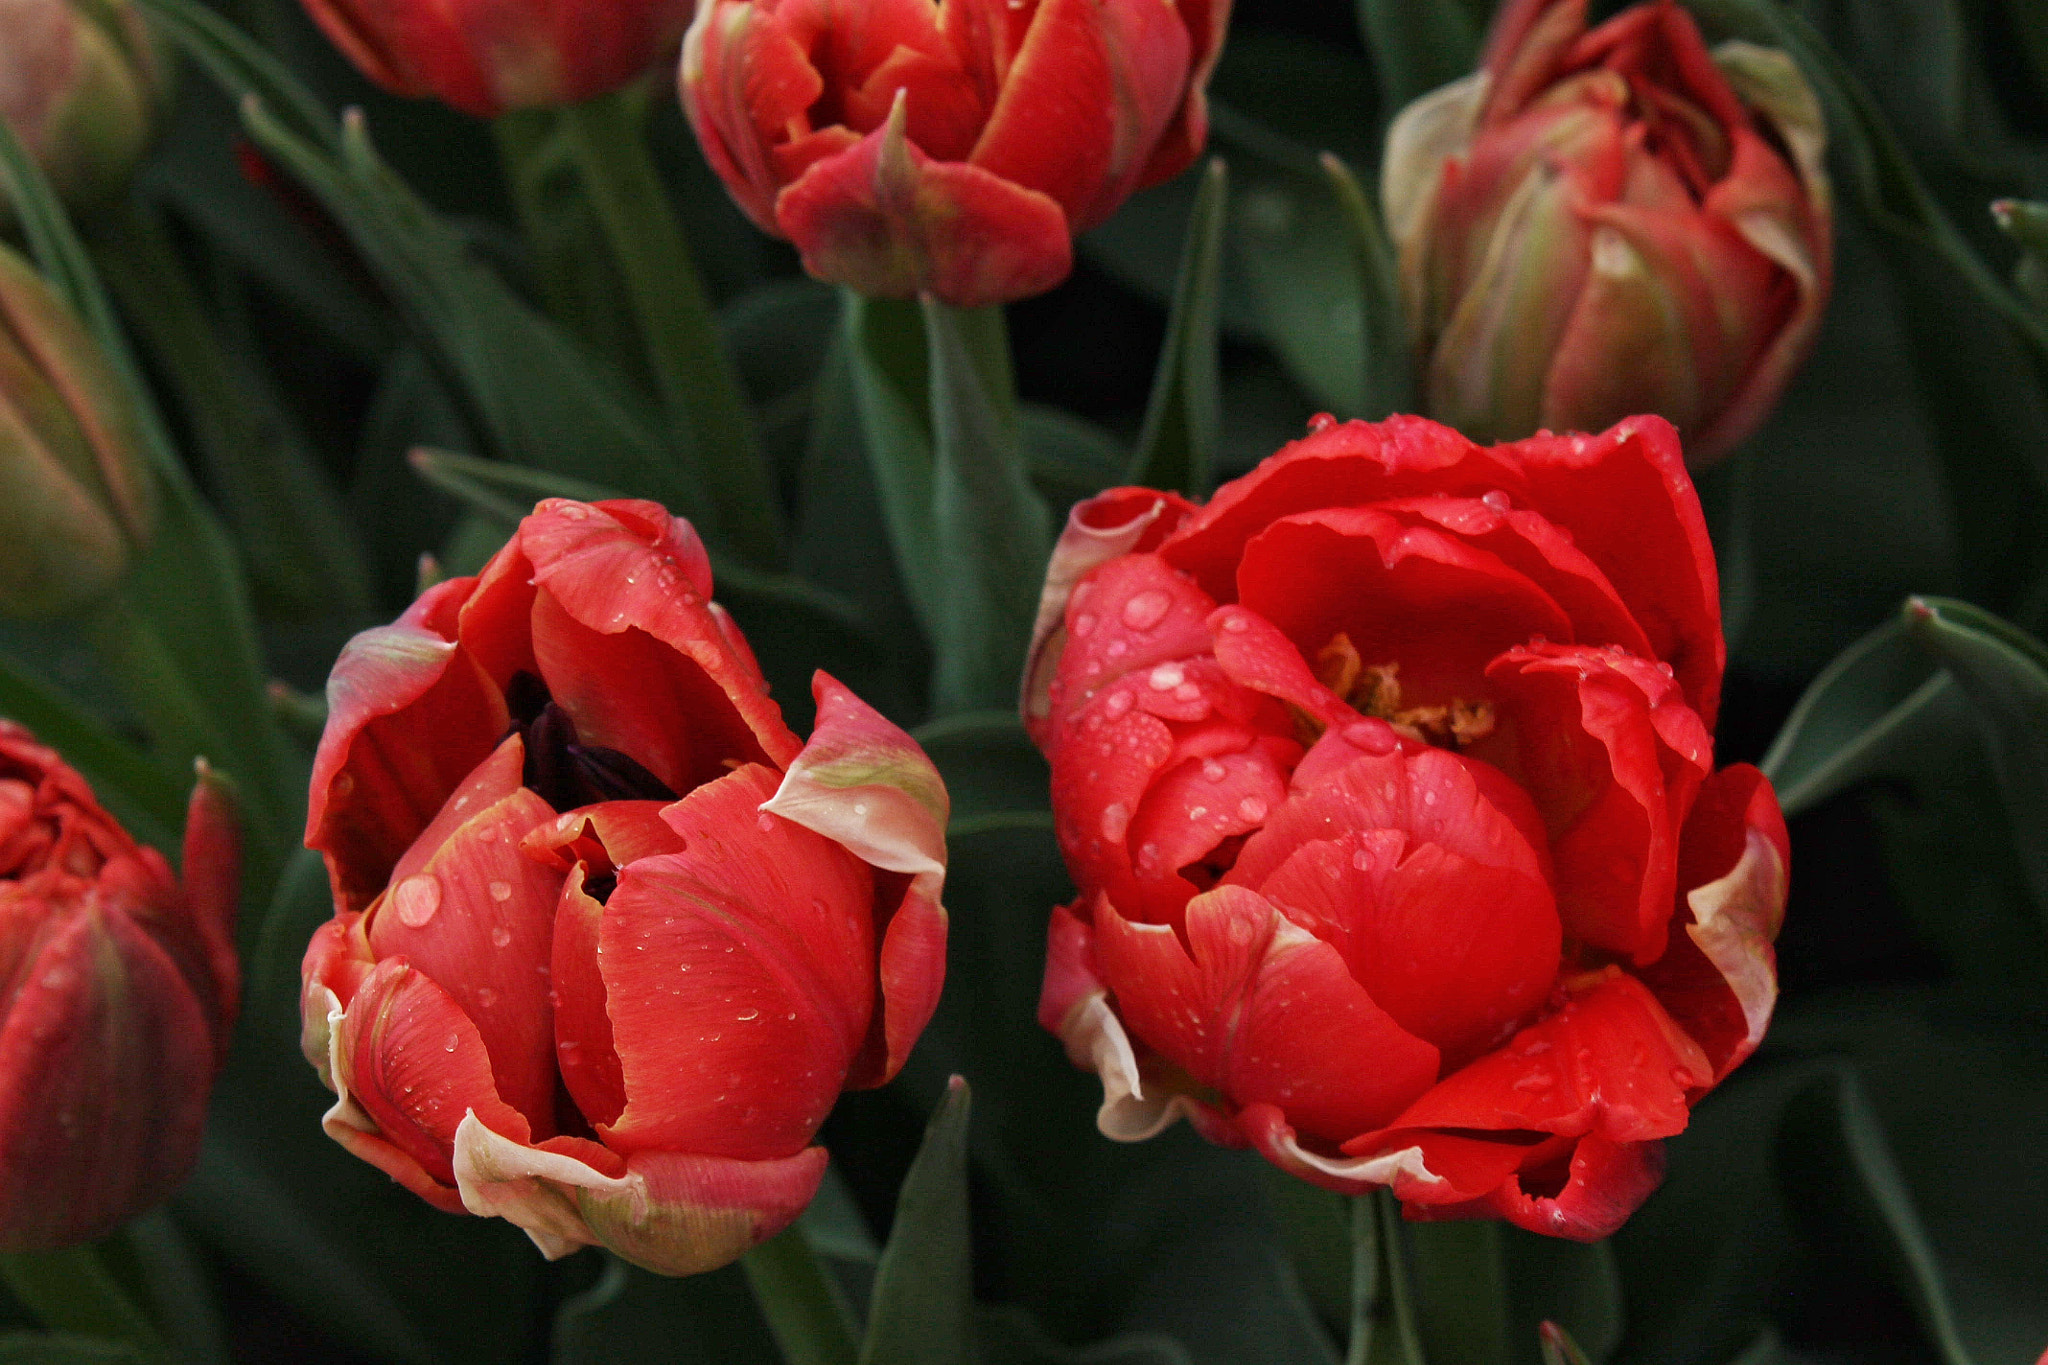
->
737 1007 760 1021
1482 489 1511 512
490 926 513 948
1148 663 1184 690
393 874 441 927
488 880 512 902
443 1033 460 1052
475 987 499 1008
1101 802 1131 842
1221 613 1250 633
1105 690 1133 718
1122 590 1171 632
1201 759 1227 782
758 813 777 833
1072 612 1098 638
1237 795 1269 823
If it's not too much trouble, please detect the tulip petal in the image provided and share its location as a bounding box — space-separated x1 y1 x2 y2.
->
0 905 214 1249
1206 604 1356 732
775 91 1073 308
550 867 626 1129
324 957 532 1210
599 766 876 1162
368 737 563 1134
762 673 951 1088
682 0 824 232
1501 415 1722 725
1041 552 1220 746
968 0 1189 230
1093 886 1440 1145
310 581 507 914
1638 763 1787 1079
1484 643 1711 962
452 1111 829 1274
1023 488 1195 735
1234 1103 1443 1199
1401 1131 1666 1242
146 763 239 1060
1160 415 1528 602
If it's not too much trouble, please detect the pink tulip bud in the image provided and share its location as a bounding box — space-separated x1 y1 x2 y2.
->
0 724 240 1250
0 241 155 618
680 0 1231 307
0 0 169 218
1382 0 1832 465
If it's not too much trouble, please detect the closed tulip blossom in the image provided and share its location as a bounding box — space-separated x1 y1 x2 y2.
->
0 0 169 217
680 0 1230 306
294 0 693 116
0 722 239 1250
1028 413 1787 1240
1383 0 1831 464
301 498 949 1275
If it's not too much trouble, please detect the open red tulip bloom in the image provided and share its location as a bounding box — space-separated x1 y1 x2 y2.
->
680 0 1229 306
0 722 239 1250
1382 0 1832 464
296 0 693 116
1028 413 1787 1240
301 498 949 1275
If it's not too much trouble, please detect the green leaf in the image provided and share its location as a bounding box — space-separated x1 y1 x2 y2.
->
1025 405 1128 508
1260 1169 1350 1336
0 1249 160 1359
1128 159 1227 497
861 1077 976 1365
1354 0 1484 112
912 711 1048 826
1777 1068 1976 1365
1348 1193 1424 1365
1758 615 1965 817
1408 1221 1509 1365
743 1229 862 1365
108 1213 227 1365
1320 153 1414 421
558 1258 786 1365
1991 199 2048 313
1901 596 2048 921
979 1307 1193 1365
0 1333 148 1364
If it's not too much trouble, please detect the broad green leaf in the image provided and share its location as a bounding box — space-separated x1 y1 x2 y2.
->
557 1258 784 1365
1409 1221 1509 1365
1026 405 1127 509
1758 615 1965 817
1128 159 1227 497
1778 1068 1976 1365
1355 0 1484 112
912 711 1048 825
861 1077 975 1365
1320 154 1413 421
0 1334 147 1363
110 1213 227 1365
744 1229 863 1365
1901 596 2048 920
0 1251 157 1358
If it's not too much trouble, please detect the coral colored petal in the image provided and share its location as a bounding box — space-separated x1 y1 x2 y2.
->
683 0 826 232
1255 831 1559 1064
368 740 563 1134
551 868 626 1129
1354 969 1711 1154
1093 886 1439 1145
1638 764 1787 1079
331 958 533 1191
1160 414 1529 602
1500 416 1722 725
1023 488 1196 737
1135 0 1227 189
523 499 798 780
0 909 214 1250
522 800 690 876
1236 506 1576 708
776 96 1073 307
969 0 1189 229
601 767 875 1161
309 601 507 914
149 767 239 1061
1467 1132 1667 1241
1126 742 1290 900
300 915 375 1089
1206 605 1356 731
1043 552 1221 748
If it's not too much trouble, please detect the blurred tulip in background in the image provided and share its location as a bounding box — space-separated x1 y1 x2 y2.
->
301 498 950 1275
1382 0 1832 464
293 0 693 116
680 0 1231 306
0 240 154 618
0 721 238 1250
1030 413 1786 1239
0 0 168 217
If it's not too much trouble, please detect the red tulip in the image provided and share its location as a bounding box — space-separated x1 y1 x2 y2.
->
679 0 1231 307
1382 0 1832 464
300 498 949 1275
1028 413 1786 1240
0 722 239 1250
296 0 693 117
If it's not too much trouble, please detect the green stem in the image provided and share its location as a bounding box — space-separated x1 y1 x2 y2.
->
88 200 374 621
558 88 786 567
0 1244 165 1357
741 1227 862 1365
1348 1192 1425 1365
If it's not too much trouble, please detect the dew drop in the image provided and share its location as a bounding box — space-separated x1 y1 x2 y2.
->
1237 795 1269 822
1421 790 1437 806
1201 758 1227 782
39 967 73 991
1071 612 1098 638
490 926 513 948
1188 805 1208 820
853 802 868 817
1105 690 1134 719
443 1033 460 1053
475 987 499 1009
1513 1072 1554 1093
332 772 355 797
1174 683 1202 702
1100 802 1131 842
737 1007 760 1021
758 814 777 833
475 824 498 843
1105 639 1128 659
1352 848 1373 871
393 874 441 928
1481 489 1511 512
488 880 513 902
1122 590 1171 632
1221 613 1250 633
1307 412 1338 433
1148 663 1184 690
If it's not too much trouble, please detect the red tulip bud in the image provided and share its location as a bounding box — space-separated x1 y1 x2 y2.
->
1382 0 1832 465
0 241 155 618
680 0 1231 307
0 724 240 1250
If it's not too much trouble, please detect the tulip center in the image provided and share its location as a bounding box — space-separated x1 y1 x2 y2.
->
505 671 678 812
1315 634 1495 749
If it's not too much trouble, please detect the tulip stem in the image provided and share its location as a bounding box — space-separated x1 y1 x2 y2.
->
0 1244 166 1357
740 1227 862 1365
1347 1191 1426 1365
556 87 787 569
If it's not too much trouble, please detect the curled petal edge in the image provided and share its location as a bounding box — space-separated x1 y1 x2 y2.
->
1685 818 1787 1073
1052 990 1222 1143
310 984 467 1216
450 1113 828 1276
1236 1104 1444 1198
